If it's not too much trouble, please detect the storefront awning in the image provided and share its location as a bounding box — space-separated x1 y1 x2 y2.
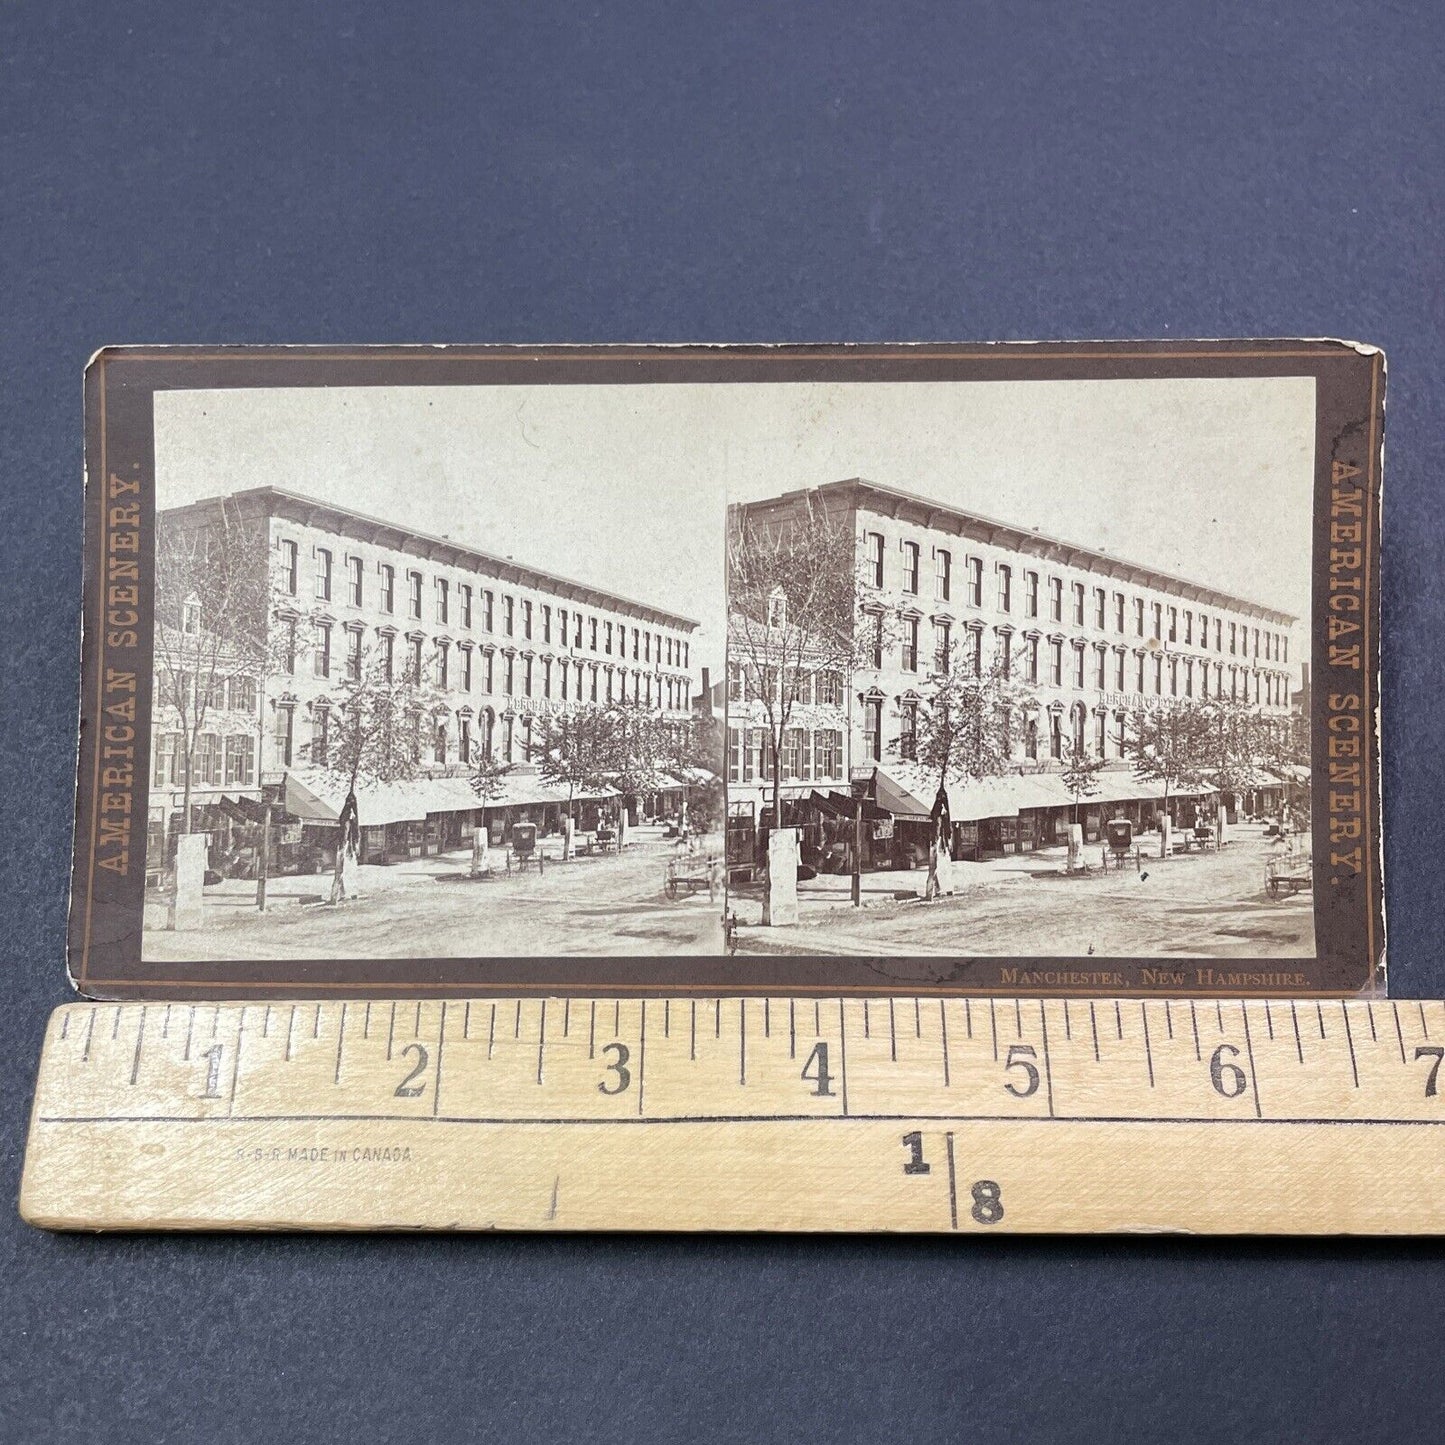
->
873 763 1220 824
286 772 485 827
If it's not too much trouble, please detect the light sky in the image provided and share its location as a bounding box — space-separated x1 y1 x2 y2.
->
155 374 1315 681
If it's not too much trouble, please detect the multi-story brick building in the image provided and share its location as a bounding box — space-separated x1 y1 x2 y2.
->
150 487 700 870
729 479 1299 865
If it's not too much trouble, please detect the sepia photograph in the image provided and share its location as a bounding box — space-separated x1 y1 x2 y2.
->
139 382 727 961
71 344 1381 997
724 375 1318 962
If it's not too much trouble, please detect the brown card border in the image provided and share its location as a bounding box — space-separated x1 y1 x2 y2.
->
70 341 1384 999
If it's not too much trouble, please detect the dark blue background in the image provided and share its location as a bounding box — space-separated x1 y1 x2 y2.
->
3 4 1441 1440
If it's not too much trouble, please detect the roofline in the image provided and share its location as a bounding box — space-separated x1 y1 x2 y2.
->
731 479 1299 628
161 487 702 633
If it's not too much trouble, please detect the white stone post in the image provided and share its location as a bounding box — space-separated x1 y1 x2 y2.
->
561 814 575 861
170 833 208 931
1216 802 1228 848
470 829 491 877
1067 823 1084 873
763 827 800 926
617 809 629 852
1159 813 1172 859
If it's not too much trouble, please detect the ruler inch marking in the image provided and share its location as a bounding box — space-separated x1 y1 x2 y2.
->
838 998 850 1117
1091 1001 1100 1063
1292 1001 1305 1064
226 1006 246 1116
433 1002 447 1117
1140 1002 1155 1089
536 1000 547 1086
940 1000 951 1087
637 1000 647 1116
1240 1002 1263 1119
1039 1001 1056 1117
739 999 746 1086
1393 1001 1406 1065
82 1009 95 1063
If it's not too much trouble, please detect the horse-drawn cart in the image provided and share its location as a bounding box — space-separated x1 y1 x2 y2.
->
1265 851 1313 899
665 852 721 902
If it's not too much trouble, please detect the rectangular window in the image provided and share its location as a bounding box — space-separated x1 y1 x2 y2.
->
281 539 298 596
781 728 803 780
282 616 298 675
345 628 362 681
224 734 255 787
814 729 840 781
869 612 884 669
1114 592 1125 632
1168 606 1178 643
1073 645 1086 689
482 590 495 631
1095 646 1106 689
967 557 983 608
311 710 329 768
1229 622 1237 654
998 565 1013 613
604 620 613 655
437 643 449 690
1154 654 1164 694
315 548 332 602
1135 651 1146 693
504 596 515 636
313 623 331 679
1049 638 1063 686
863 699 882 762
589 617 598 651
380 564 395 614
935 548 952 602
997 630 1011 675
968 627 983 678
1049 576 1063 623
898 703 918 762
1183 610 1193 645
1134 597 1145 636
934 620 951 673
903 616 919 671
409 636 423 684
1152 602 1163 640
274 706 294 768
436 578 449 625
380 632 394 683
1169 657 1179 696
1093 588 1106 629
1198 612 1208 648
1049 712 1063 760
867 532 885 588
1027 634 1040 683
461 647 472 692
348 556 363 608
408 571 423 619
902 540 920 594
1072 583 1086 627
461 585 473 629
523 600 533 641
1025 570 1039 618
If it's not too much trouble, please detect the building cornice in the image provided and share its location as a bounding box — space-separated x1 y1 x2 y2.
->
163 488 702 634
732 479 1299 628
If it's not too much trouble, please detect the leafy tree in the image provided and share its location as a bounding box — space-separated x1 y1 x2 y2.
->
727 496 875 828
529 704 619 818
153 499 272 839
310 644 442 903
891 641 1034 898
1061 743 1105 825
1124 699 1209 817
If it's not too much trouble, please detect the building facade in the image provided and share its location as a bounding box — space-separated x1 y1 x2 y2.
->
149 488 700 873
729 479 1301 865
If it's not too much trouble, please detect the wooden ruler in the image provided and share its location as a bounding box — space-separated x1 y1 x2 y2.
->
20 997 1445 1234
